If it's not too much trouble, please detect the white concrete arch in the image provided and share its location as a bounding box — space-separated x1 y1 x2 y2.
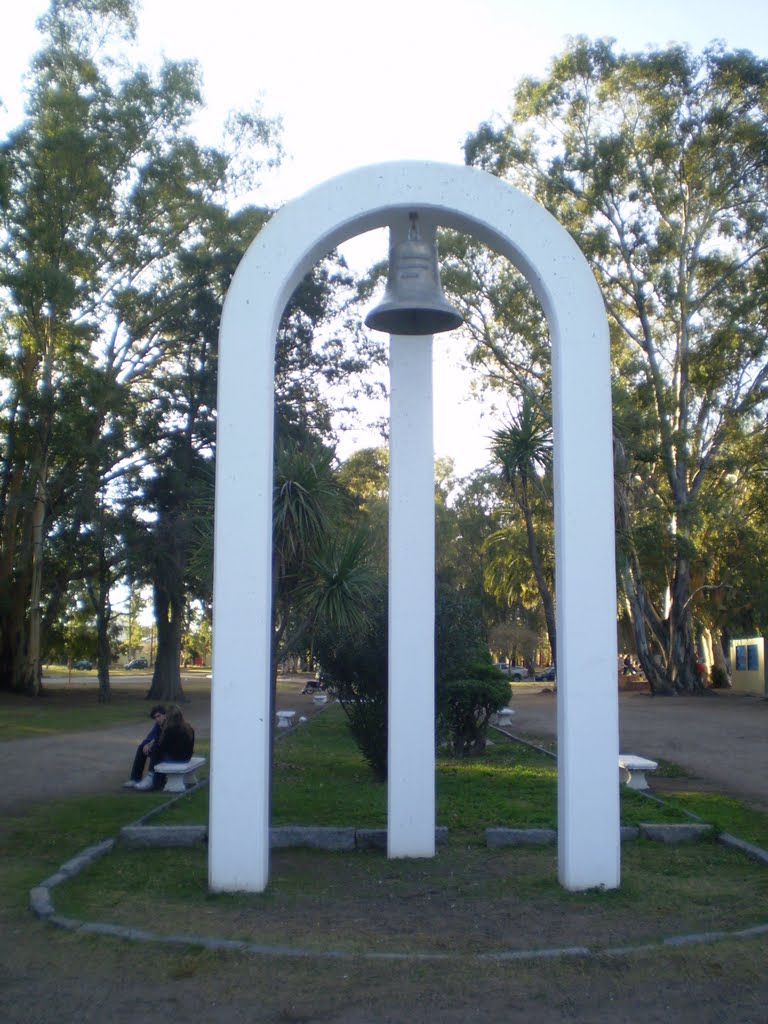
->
209 161 619 894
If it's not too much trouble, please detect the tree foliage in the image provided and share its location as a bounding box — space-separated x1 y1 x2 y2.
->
0 0 281 694
465 39 768 692
435 586 508 757
312 578 388 780
437 671 511 757
489 395 556 665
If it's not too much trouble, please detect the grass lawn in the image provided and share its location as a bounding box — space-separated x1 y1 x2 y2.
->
160 704 764 835
2 703 768 1021
0 685 160 738
24 704 766 957
50 836 768 958
0 674 314 740
0 674 212 740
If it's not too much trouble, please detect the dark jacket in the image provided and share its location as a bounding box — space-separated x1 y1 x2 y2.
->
141 722 162 749
153 723 195 763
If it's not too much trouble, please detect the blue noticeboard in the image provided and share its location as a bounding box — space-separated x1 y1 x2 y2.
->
735 644 759 672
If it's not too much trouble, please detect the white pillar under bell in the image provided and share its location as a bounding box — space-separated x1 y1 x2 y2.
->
387 332 436 858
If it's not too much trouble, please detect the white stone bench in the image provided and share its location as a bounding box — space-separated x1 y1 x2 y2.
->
495 707 516 728
618 754 658 791
154 756 206 794
276 710 296 729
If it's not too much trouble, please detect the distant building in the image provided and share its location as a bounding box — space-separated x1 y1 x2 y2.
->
729 637 767 696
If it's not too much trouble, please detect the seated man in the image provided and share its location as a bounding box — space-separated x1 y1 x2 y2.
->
123 705 166 788
134 704 195 791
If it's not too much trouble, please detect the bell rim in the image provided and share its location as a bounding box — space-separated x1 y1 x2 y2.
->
364 303 463 336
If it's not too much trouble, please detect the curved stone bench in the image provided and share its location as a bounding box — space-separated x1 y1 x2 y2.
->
154 756 206 793
495 707 515 728
618 754 658 791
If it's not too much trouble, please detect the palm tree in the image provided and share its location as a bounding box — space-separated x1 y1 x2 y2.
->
272 439 375 669
191 433 376 677
489 393 557 667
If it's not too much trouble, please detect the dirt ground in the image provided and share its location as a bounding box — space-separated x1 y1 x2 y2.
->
508 685 768 812
2 681 765 817
0 676 326 817
1 680 767 1023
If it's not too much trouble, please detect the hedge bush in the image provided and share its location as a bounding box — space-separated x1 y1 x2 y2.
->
437 666 510 757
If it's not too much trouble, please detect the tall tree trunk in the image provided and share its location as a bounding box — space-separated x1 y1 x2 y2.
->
615 452 676 694
0 597 30 693
146 582 185 703
621 563 672 695
519 477 557 668
668 549 702 694
21 471 47 695
0 326 55 695
0 402 30 692
96 601 112 703
0 464 40 693
711 631 732 687
95 569 112 704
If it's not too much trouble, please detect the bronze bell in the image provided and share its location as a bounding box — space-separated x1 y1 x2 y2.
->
365 213 463 335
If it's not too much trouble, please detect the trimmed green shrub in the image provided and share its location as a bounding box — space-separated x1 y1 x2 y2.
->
438 668 510 757
435 583 487 683
312 581 388 781
314 581 505 776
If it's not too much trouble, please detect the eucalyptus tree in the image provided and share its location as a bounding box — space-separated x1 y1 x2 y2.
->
439 230 552 402
132 207 265 703
437 230 557 659
465 39 768 692
0 0 280 694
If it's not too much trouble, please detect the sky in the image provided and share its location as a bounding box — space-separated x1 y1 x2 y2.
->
3 0 767 474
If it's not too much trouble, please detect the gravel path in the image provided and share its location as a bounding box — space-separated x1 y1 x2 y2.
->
2 681 765 815
0 679 327 817
508 686 768 811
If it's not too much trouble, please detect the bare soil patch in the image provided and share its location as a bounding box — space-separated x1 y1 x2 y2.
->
510 688 768 813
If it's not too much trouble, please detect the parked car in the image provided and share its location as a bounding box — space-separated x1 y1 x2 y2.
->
124 657 148 670
496 662 529 681
507 666 529 681
72 658 93 670
535 666 556 682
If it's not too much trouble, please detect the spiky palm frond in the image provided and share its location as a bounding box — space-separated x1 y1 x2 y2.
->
296 530 376 635
273 443 340 571
490 395 552 495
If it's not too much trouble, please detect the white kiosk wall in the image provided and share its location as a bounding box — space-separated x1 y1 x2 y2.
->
209 161 620 893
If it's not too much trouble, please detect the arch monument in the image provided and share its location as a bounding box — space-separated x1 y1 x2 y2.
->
209 161 620 893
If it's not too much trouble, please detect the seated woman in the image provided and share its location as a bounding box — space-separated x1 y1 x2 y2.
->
134 704 195 791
